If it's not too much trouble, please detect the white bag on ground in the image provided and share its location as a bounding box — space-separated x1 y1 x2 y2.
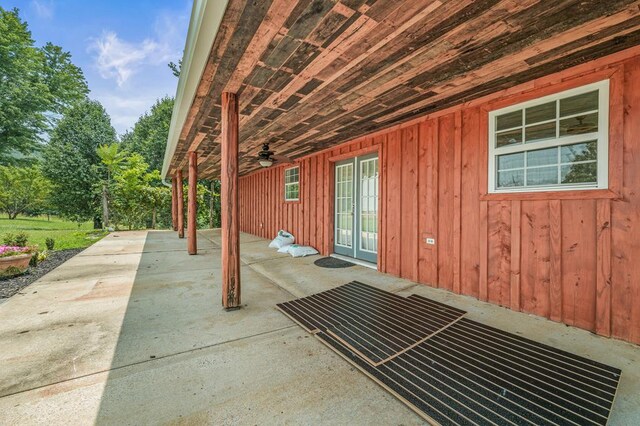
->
269 230 295 249
286 244 319 258
277 245 291 253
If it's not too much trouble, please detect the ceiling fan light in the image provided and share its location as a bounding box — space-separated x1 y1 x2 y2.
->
259 159 273 167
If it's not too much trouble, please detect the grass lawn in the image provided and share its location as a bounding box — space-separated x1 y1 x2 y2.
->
0 216 107 251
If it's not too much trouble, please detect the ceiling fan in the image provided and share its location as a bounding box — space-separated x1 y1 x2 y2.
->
256 143 293 167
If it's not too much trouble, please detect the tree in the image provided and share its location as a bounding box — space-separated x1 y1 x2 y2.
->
146 170 171 229
97 143 126 227
40 42 88 115
110 154 156 230
0 7 88 165
43 99 116 226
0 7 49 163
0 166 51 219
121 97 174 172
168 60 182 78
209 180 221 228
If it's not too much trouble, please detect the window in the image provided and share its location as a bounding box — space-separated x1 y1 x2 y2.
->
488 80 609 193
284 166 300 201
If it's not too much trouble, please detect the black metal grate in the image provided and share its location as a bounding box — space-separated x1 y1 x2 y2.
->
277 282 621 425
277 281 465 365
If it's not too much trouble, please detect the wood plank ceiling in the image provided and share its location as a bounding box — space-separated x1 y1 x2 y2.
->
170 0 640 178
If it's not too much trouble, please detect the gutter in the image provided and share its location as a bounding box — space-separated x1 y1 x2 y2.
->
161 0 229 180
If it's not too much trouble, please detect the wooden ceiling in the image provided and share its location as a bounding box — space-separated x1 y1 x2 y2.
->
170 0 640 178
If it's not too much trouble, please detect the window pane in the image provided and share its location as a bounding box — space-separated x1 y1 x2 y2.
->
559 112 598 136
285 167 299 184
496 110 522 131
560 90 598 117
497 170 524 188
291 183 299 198
525 121 556 143
527 166 558 186
497 152 524 170
496 129 522 147
525 101 556 124
527 147 557 167
561 141 597 163
561 163 597 184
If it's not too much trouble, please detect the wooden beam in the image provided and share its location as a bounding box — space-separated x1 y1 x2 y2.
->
171 177 178 232
221 92 241 309
187 151 198 255
176 169 185 239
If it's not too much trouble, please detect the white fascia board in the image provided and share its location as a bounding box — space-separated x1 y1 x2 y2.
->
161 0 229 179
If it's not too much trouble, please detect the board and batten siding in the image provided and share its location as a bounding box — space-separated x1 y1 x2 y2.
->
238 50 640 345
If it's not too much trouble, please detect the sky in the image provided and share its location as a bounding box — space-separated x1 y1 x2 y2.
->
1 0 191 135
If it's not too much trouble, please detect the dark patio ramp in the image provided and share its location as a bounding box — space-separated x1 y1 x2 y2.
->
277 282 621 425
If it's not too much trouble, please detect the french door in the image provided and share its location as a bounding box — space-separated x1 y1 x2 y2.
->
334 154 379 263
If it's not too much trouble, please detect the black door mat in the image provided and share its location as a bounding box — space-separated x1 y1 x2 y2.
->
276 281 466 365
277 282 622 425
313 257 356 268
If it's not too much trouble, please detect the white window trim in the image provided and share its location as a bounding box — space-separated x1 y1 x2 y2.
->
284 166 300 201
488 80 609 193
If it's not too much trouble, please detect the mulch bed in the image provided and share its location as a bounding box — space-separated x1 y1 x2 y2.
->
0 248 83 300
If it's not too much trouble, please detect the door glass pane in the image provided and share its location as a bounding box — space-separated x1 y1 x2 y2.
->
335 163 353 248
359 158 378 254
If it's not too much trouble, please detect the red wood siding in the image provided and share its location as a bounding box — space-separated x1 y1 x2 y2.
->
239 51 640 345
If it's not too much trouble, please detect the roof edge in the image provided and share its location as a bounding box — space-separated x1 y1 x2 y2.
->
161 0 229 179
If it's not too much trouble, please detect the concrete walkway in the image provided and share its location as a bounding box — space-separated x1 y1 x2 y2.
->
0 230 638 425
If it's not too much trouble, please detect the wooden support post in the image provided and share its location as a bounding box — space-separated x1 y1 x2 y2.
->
221 92 241 309
187 151 198 255
177 169 185 239
171 177 178 231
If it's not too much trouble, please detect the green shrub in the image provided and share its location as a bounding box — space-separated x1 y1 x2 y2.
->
2 233 15 246
29 250 47 267
15 232 29 247
2 232 29 247
45 238 55 251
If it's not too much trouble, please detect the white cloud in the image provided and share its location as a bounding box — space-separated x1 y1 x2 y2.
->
30 0 54 19
88 31 176 87
95 93 159 134
86 3 190 134
87 6 189 88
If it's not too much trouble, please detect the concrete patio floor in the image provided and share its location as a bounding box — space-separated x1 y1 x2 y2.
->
0 230 638 425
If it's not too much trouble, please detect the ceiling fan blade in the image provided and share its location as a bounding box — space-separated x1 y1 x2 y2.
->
272 154 294 163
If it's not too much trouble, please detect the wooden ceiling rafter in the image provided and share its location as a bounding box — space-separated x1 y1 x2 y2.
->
169 0 640 179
